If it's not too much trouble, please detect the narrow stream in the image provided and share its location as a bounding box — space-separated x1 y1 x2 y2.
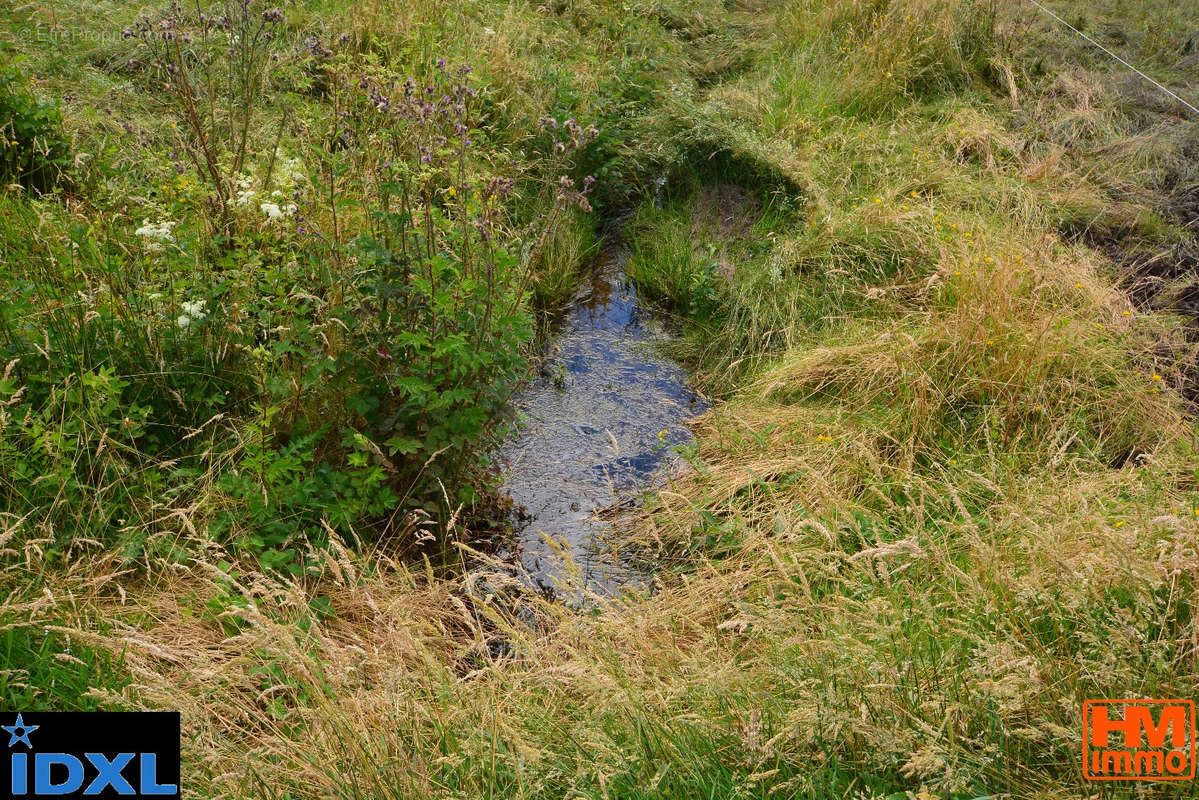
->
497 232 707 595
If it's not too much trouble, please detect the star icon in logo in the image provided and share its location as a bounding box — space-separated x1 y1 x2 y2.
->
3 714 38 748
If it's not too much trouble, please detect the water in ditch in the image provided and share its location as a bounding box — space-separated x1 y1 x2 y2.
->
495 235 707 596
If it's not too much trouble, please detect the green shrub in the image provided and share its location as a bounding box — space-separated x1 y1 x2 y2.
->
1 3 608 576
0 64 70 192
0 362 166 560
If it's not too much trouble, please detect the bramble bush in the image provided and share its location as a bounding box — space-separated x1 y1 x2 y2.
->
1 1 598 576
0 62 70 192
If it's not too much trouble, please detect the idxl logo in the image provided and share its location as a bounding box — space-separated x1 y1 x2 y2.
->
2 712 179 798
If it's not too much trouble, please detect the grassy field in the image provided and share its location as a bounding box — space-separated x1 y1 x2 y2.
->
3 0 1199 797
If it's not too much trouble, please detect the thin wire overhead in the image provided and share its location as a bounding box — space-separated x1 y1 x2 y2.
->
1024 0 1199 118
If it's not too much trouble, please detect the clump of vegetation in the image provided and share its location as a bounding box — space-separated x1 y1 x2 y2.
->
1 1 609 578
0 63 70 191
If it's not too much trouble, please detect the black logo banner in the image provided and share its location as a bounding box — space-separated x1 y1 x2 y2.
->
1 712 180 798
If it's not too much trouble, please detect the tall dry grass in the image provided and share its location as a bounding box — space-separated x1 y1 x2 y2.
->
4 0 1199 797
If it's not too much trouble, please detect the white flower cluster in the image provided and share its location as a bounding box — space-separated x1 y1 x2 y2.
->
134 219 177 252
231 155 306 221
260 198 298 220
234 173 257 207
177 298 208 330
275 156 305 189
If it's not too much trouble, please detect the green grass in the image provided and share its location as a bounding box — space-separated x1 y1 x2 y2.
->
0 626 129 710
626 205 705 313
528 206 599 311
3 0 1199 797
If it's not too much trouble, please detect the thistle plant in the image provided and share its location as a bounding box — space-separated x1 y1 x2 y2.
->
126 0 288 233
524 115 601 274
275 55 601 520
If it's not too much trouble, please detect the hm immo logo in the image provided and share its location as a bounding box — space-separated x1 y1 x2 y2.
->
1083 699 1196 781
2 712 180 798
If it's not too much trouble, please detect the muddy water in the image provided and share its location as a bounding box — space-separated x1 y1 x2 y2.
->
497 237 706 595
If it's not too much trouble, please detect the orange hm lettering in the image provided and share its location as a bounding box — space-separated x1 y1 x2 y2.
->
1083 700 1195 781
